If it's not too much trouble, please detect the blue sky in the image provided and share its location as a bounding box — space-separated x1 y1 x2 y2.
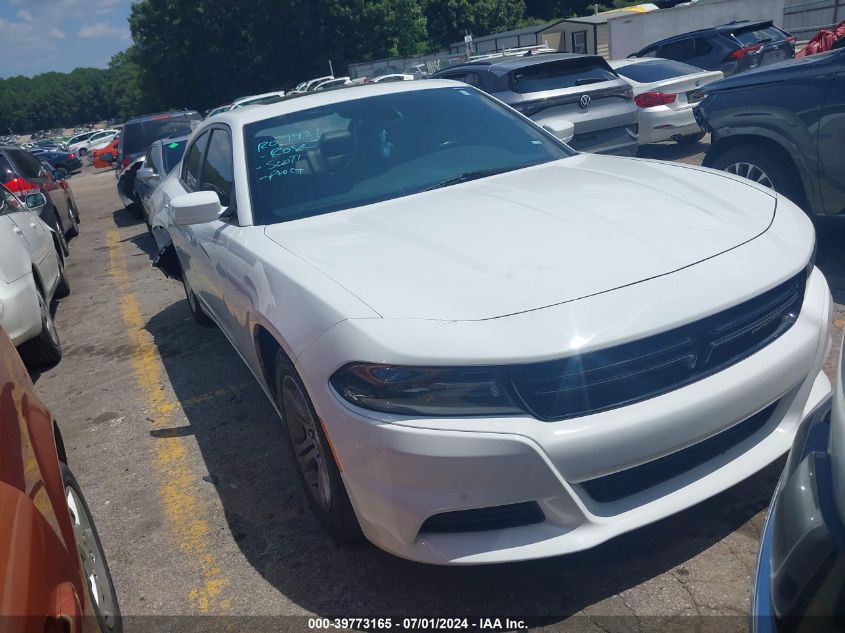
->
0 0 133 78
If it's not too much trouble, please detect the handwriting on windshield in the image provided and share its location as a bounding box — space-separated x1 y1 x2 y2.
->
256 129 319 182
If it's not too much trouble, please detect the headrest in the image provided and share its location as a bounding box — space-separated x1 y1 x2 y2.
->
320 130 352 157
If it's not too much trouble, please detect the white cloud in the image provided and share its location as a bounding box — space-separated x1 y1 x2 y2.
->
78 21 129 40
0 0 131 76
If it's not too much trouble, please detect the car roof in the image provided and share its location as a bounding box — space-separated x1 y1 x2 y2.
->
609 56 675 69
207 80 463 129
124 110 201 125
443 52 604 75
642 20 773 48
231 91 286 106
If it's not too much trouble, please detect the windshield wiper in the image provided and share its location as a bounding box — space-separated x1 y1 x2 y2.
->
424 165 526 191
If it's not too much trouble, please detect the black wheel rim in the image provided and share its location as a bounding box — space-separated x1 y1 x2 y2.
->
282 376 332 512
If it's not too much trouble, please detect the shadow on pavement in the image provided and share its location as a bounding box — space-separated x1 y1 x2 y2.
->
636 138 711 163
142 295 780 621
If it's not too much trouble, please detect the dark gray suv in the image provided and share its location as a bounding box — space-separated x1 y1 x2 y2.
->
434 54 639 156
696 48 845 220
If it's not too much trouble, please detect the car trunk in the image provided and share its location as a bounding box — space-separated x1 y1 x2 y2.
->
729 22 795 72
636 70 724 106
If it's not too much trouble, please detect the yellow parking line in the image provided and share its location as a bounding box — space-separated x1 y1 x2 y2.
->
158 382 253 415
106 227 230 614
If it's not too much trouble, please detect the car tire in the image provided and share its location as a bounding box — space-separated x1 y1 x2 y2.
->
182 274 213 326
61 462 123 633
275 351 362 542
66 200 80 238
17 283 62 369
78 147 88 156
677 131 706 145
51 212 70 257
130 196 144 220
55 252 71 299
708 144 802 202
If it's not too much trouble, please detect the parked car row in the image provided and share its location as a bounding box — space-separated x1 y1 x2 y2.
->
0 134 121 631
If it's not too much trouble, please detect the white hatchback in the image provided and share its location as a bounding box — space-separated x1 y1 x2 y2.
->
154 80 831 564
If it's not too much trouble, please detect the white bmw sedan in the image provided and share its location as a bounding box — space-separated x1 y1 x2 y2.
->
155 80 832 565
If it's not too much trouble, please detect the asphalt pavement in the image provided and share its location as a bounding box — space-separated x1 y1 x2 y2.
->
33 139 845 632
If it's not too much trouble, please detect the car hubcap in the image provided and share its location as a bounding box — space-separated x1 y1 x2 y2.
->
66 486 116 628
282 376 332 512
39 292 59 347
725 162 774 189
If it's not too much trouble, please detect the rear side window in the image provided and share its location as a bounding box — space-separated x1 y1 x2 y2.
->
441 72 484 88
0 155 12 180
6 149 44 179
511 58 618 93
615 59 703 82
162 140 188 172
657 38 697 61
123 113 202 156
732 25 787 47
200 130 234 207
183 132 210 190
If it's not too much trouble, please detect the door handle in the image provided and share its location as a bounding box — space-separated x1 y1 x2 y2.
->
13 226 22 235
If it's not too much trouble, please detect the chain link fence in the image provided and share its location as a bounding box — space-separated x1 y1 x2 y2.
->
783 0 843 39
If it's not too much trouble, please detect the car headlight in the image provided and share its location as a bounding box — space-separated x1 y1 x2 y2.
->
330 363 523 416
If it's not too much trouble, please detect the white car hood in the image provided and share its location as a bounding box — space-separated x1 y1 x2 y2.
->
264 154 776 321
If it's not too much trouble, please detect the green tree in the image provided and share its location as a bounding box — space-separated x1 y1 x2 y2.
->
424 0 526 48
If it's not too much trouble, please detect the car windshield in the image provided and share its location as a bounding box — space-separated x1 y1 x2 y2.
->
614 59 704 82
123 114 200 156
511 58 619 93
244 86 571 225
161 139 188 172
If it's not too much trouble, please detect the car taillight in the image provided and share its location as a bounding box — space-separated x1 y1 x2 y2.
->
786 36 797 44
634 92 677 108
730 44 763 60
4 177 39 197
68 153 76 160
122 157 131 169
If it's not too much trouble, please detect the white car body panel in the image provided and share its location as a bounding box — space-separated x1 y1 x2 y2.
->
265 155 775 321
609 58 723 145
830 332 845 526
0 190 61 345
158 81 832 563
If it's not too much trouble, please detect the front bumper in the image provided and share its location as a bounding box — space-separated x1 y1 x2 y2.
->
0 273 42 346
306 270 833 564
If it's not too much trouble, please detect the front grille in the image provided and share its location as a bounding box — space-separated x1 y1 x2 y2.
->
580 400 780 503
510 273 805 421
419 501 544 534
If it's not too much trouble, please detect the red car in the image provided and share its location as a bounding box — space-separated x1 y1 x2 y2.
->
92 139 119 170
0 327 120 633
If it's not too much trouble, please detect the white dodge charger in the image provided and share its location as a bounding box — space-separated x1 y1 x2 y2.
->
153 80 832 564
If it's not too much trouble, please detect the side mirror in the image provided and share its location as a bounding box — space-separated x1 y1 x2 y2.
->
542 119 575 144
25 192 47 209
100 152 115 163
171 191 223 225
137 166 157 180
